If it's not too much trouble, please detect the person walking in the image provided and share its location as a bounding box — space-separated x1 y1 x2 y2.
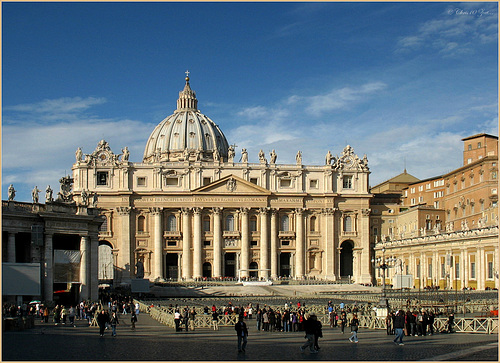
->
447 313 454 333
212 309 219 331
97 310 110 337
348 313 359 343
68 306 76 327
300 313 318 353
189 307 197 331
340 311 347 334
110 311 119 337
428 311 435 335
235 316 248 353
392 310 405 345
313 313 323 351
131 310 137 330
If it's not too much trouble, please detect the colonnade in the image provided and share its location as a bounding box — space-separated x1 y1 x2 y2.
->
145 207 313 281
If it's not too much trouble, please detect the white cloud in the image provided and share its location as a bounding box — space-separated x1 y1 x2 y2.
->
396 5 497 56
289 82 387 116
3 97 107 122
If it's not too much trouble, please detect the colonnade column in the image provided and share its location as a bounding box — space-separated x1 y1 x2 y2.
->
7 232 16 263
240 208 250 279
181 208 192 280
463 249 469 288
270 209 278 279
151 207 163 281
359 209 372 284
322 208 336 280
213 207 222 278
295 208 304 278
116 207 132 283
193 207 203 279
79 236 89 300
259 207 269 279
89 233 99 301
43 233 54 302
478 247 485 290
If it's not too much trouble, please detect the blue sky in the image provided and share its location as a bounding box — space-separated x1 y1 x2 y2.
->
2 2 498 202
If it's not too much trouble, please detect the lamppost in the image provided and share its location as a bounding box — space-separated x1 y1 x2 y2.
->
372 247 390 308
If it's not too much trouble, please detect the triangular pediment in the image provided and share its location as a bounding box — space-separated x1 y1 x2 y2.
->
193 174 271 195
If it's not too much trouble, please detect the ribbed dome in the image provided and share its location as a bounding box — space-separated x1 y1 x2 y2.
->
143 75 229 163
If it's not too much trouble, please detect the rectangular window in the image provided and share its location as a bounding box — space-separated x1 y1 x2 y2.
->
441 263 445 278
203 219 210 232
434 201 440 209
455 262 460 279
137 177 146 186
203 240 211 246
470 262 476 279
167 241 177 247
411 187 415 193
343 176 353 189
281 240 290 246
280 179 291 188
488 261 493 279
411 198 416 205
203 177 211 186
250 240 258 246
419 196 424 203
97 171 108 186
250 178 258 185
166 177 178 186
419 185 424 192
428 263 432 278
416 264 420 278
309 179 319 188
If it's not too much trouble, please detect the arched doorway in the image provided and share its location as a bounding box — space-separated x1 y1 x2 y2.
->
249 262 258 278
203 262 212 278
98 241 114 280
340 240 354 278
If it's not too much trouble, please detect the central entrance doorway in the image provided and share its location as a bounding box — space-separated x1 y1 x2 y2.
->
164 253 178 280
224 252 236 278
280 252 291 277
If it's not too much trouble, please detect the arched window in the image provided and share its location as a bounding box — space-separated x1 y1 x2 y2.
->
226 214 235 231
138 216 146 232
344 216 352 232
280 215 289 231
310 216 317 232
167 215 177 231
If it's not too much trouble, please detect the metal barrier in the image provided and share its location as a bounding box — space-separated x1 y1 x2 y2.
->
136 299 497 334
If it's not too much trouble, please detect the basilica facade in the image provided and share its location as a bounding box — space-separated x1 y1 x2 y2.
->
72 75 373 284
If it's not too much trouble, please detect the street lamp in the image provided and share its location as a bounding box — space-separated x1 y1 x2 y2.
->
372 247 389 308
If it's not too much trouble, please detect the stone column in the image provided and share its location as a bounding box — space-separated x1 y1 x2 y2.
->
89 233 99 301
270 209 278 279
240 208 250 279
322 208 336 280
259 208 269 279
295 208 304 278
7 232 16 263
358 209 372 284
478 247 485 290
460 248 468 288
43 233 54 302
213 207 222 278
193 207 203 279
116 207 132 282
79 236 89 300
151 207 163 280
181 208 191 280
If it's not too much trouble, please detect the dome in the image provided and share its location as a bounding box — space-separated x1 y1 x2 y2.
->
143 75 229 163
